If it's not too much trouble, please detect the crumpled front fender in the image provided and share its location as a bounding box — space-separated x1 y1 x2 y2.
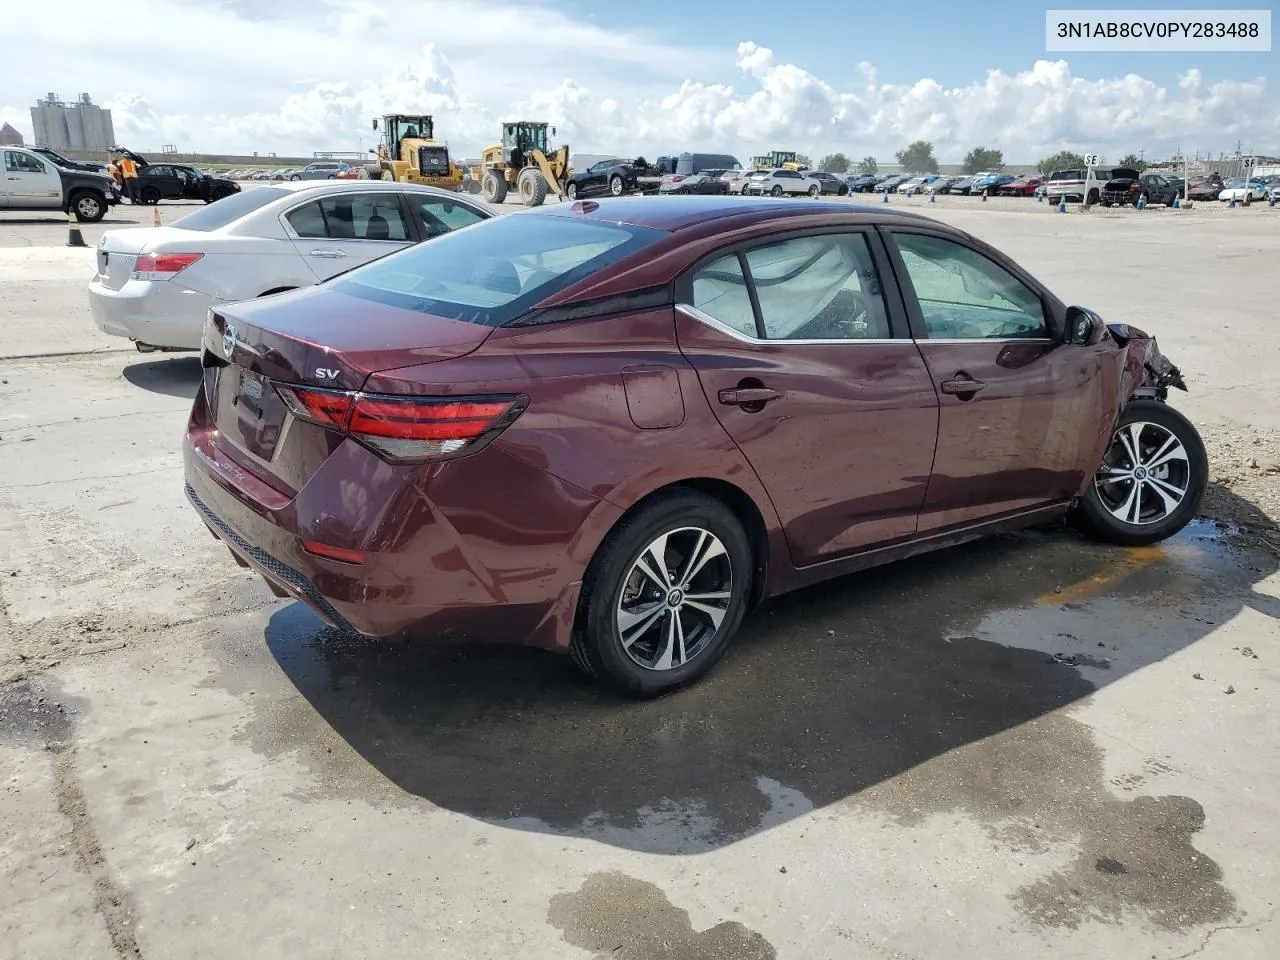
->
1108 323 1188 401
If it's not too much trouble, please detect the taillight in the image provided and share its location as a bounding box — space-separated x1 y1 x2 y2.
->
132 252 203 281
275 385 526 463
1129 184 1140 192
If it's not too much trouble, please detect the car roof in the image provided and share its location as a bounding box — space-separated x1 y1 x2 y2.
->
530 195 938 232
240 180 463 200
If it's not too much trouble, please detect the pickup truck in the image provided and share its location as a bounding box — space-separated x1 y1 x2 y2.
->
1 146 122 221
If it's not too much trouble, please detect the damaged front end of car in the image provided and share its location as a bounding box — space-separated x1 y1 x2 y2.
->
1107 323 1188 401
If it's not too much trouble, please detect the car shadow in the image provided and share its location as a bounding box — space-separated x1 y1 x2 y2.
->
261 487 1278 855
122 356 202 398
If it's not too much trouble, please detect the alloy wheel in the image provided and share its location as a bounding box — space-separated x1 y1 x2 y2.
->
616 527 733 671
1093 421 1191 525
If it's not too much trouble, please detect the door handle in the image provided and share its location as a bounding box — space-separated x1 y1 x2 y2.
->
940 377 986 396
309 249 346 258
718 387 781 406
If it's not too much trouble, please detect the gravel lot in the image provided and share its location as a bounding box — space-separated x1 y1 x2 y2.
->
1 191 1278 960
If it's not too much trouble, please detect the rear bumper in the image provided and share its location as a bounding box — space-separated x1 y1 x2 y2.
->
89 276 213 349
182 413 608 649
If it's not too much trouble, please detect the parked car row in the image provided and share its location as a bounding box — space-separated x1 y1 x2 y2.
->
204 163 356 182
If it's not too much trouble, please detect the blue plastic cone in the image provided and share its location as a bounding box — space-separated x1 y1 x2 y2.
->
1228 195 1236 208
882 191 889 203
1173 197 1181 208
1057 198 1067 213
1270 195 1276 208
929 192 936 203
1136 195 1146 210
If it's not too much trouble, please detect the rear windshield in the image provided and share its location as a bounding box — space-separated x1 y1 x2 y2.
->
170 187 290 231
1049 170 1085 181
331 213 667 327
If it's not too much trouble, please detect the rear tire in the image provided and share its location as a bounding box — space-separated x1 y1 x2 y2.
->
572 491 753 698
519 169 549 206
565 181 578 200
140 186 161 205
609 174 624 197
1072 400 1207 547
482 170 508 204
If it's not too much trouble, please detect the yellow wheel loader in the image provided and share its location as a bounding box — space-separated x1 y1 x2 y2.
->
365 114 465 191
752 150 806 172
466 122 571 207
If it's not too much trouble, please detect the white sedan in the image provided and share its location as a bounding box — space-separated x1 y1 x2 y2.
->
1217 178 1270 203
88 180 491 352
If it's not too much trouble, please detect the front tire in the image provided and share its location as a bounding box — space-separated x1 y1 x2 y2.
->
770 185 783 197
518 169 549 206
482 170 508 204
572 491 753 698
70 191 106 222
808 184 820 197
1073 400 1207 547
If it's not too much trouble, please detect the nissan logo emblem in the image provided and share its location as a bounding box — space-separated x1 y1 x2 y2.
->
223 324 237 357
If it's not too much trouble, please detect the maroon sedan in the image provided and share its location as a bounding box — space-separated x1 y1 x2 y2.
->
998 176 1045 197
184 196 1206 697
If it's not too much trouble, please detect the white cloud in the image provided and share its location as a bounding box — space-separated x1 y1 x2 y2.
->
1 2 1274 164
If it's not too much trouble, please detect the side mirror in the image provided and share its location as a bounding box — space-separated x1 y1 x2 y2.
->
372 119 379 131
368 147 376 154
551 126 556 137
1065 305 1104 345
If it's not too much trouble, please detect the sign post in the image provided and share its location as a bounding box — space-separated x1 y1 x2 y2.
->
1242 156 1257 207
1083 153 1099 208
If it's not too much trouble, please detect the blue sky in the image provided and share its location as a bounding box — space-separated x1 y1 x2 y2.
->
1 0 1274 160
565 0 1274 89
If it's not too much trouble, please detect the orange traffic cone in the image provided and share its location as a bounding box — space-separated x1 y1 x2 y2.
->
66 210 88 248
152 206 161 227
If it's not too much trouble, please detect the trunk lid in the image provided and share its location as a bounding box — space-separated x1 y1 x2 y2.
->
203 285 495 491
96 226 203 291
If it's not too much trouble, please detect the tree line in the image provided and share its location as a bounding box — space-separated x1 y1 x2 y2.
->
816 143 1150 176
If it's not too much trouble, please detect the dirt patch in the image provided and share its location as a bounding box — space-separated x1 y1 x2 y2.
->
852 710 1236 932
1199 421 1280 550
0 607 183 685
548 871 775 960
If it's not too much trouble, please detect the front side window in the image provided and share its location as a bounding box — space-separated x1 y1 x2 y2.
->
332 214 664 327
414 196 487 239
892 233 1047 340
4 151 46 174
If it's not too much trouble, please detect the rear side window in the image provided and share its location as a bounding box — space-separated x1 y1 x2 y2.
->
287 194 410 241
170 187 290 231
333 214 666 327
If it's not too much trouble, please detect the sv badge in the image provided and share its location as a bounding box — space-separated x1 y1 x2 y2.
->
315 368 340 380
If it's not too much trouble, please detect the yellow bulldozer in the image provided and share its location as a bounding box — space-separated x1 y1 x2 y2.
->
467 121 571 206
365 114 465 190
